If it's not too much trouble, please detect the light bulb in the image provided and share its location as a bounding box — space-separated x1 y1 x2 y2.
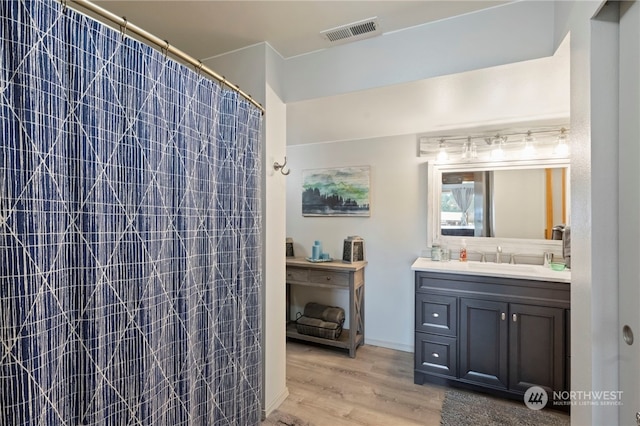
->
491 146 505 159
522 132 536 157
461 138 471 160
490 136 505 160
437 140 448 161
554 129 569 156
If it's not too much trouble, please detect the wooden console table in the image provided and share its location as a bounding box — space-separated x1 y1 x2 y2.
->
285 257 366 357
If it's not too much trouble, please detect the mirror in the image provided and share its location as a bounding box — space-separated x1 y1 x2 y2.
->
441 167 568 239
428 159 571 248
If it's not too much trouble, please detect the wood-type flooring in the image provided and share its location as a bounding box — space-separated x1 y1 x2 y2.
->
264 341 445 425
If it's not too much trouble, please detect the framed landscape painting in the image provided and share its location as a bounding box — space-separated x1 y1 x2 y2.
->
302 166 371 217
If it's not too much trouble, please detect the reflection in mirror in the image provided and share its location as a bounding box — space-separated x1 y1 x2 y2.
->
440 167 568 239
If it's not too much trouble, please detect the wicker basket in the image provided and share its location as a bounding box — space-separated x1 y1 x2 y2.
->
295 302 345 340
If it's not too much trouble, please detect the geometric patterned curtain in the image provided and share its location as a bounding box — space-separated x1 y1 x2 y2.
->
0 1 263 424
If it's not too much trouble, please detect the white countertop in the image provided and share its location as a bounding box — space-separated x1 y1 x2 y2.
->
411 257 571 283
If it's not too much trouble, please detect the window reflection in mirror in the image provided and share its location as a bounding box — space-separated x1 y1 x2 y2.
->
440 168 568 239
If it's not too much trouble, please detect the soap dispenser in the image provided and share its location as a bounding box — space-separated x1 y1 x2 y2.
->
459 239 467 262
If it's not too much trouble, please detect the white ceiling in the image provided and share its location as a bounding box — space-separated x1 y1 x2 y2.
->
91 1 509 60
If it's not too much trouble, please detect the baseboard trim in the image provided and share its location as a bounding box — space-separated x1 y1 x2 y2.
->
262 386 289 420
364 338 413 353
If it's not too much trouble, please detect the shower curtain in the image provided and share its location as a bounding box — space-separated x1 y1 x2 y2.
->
1 1 263 424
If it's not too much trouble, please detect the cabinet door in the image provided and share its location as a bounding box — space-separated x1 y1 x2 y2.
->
509 304 565 393
459 298 509 389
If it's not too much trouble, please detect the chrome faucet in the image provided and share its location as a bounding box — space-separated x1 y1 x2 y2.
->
470 250 487 262
496 246 502 264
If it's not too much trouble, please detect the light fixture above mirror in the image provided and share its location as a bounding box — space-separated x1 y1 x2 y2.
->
418 126 570 163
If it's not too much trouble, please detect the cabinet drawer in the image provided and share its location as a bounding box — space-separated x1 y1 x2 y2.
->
286 267 309 283
309 270 349 287
415 332 457 378
416 293 457 336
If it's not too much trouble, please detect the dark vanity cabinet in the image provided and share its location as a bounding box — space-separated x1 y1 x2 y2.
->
414 271 570 402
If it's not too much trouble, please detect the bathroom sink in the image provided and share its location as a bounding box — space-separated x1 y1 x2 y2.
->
411 257 570 283
466 262 538 274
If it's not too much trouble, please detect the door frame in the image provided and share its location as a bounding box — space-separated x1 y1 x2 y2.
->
618 0 640 423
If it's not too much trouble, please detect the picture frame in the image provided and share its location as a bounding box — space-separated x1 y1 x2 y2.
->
302 166 371 217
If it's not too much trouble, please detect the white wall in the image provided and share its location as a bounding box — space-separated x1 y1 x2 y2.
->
491 167 566 240
286 135 426 351
287 48 569 146
493 169 546 240
286 43 570 351
263 84 289 415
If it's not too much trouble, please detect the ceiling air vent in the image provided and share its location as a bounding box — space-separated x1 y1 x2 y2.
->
320 17 381 44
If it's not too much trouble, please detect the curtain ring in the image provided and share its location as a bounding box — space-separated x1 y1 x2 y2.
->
162 40 170 58
59 0 68 12
119 17 128 39
196 61 204 75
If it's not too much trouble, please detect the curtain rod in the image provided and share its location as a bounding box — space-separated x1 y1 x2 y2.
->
66 0 265 114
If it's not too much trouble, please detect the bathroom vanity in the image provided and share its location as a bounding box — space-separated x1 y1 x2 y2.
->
411 258 570 406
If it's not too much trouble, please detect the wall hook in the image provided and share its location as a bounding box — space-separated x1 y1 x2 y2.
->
273 157 291 175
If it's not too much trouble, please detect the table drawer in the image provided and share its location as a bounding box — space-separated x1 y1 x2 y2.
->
415 332 457 378
286 267 309 283
309 270 349 287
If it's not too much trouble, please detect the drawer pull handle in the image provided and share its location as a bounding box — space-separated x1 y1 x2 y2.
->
501 312 506 321
326 276 331 280
432 313 439 318
432 353 439 358
512 314 517 322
